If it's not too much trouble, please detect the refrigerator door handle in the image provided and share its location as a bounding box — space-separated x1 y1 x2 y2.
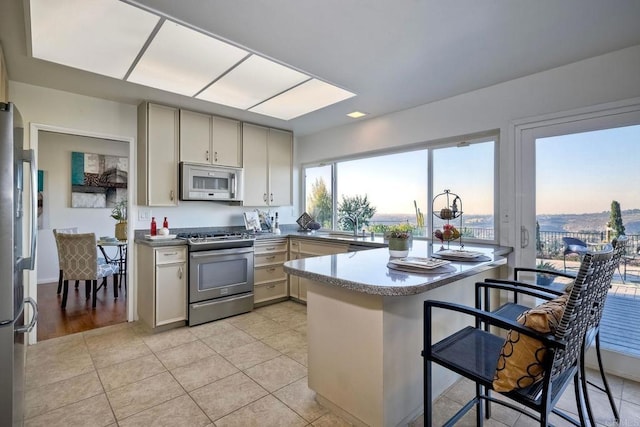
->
15 298 38 334
20 149 37 271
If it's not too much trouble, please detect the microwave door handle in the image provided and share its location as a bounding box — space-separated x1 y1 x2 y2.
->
231 174 236 198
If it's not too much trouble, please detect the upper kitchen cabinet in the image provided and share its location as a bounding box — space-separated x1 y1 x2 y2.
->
137 102 179 206
179 109 242 168
0 44 8 102
242 123 293 206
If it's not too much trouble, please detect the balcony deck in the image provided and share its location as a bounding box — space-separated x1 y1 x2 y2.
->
546 259 640 357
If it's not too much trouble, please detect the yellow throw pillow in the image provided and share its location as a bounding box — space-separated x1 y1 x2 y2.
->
493 293 568 392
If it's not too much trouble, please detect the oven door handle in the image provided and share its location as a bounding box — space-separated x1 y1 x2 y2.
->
189 247 254 258
191 293 253 309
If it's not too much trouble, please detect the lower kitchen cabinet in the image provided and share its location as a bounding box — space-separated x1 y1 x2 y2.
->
137 244 187 329
254 238 289 306
288 238 349 302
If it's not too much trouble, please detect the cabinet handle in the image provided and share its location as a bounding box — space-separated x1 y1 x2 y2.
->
268 267 276 272
266 247 276 251
270 193 274 202
263 193 267 202
170 190 174 201
266 255 276 260
178 267 183 279
214 151 218 162
206 150 209 161
163 252 178 256
267 284 276 289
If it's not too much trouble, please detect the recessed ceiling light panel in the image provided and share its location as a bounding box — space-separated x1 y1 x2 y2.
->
197 55 310 110
30 0 160 79
249 79 356 120
127 21 249 96
347 111 367 118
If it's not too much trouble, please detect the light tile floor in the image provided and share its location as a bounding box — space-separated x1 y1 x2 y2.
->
25 300 640 426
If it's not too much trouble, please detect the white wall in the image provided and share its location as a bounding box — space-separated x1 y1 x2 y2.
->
296 44 640 248
36 132 129 283
9 82 299 232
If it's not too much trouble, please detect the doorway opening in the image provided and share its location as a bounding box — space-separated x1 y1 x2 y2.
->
32 127 133 342
534 124 640 357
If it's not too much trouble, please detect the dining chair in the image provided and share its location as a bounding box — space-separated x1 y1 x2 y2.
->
475 241 623 426
562 237 588 272
56 232 120 309
423 247 615 426
53 227 80 294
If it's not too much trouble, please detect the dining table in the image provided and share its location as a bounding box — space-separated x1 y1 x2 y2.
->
97 239 128 293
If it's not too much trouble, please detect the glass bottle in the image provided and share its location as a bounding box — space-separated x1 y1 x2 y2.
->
150 217 157 236
163 217 168 229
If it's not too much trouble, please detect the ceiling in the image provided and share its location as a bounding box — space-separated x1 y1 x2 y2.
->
2 0 640 137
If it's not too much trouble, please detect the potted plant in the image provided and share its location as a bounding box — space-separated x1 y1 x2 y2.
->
111 199 127 241
386 223 413 257
535 260 558 286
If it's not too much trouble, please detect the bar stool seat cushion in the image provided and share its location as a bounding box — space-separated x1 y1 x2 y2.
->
493 293 568 392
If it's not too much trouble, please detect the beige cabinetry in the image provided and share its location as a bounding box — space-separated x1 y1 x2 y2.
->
242 123 292 206
137 102 179 206
0 44 8 103
254 238 289 306
179 109 241 167
137 244 187 329
288 238 348 302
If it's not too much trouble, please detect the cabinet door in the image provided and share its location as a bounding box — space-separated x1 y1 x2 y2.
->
242 123 269 205
288 251 300 299
212 116 242 167
180 109 211 164
155 262 186 326
268 129 293 206
147 103 179 206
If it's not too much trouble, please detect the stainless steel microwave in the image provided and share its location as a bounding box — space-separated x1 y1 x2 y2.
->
179 162 244 202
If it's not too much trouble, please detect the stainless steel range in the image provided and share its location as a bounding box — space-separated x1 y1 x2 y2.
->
178 232 255 326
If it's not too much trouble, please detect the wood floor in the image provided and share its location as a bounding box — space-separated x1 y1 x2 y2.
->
37 278 127 342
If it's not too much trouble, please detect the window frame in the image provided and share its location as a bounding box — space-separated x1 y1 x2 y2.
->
301 131 500 244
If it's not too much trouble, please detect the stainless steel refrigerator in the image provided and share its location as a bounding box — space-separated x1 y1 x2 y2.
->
0 102 38 426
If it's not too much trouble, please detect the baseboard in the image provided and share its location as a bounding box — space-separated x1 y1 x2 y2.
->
38 277 58 285
585 345 640 382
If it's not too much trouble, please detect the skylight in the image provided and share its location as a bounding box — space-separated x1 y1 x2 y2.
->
28 0 356 120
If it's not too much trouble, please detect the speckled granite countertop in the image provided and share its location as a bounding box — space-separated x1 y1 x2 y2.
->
133 228 388 248
283 240 510 296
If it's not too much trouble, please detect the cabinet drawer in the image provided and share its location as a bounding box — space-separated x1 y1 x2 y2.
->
254 280 288 304
255 251 287 266
255 240 288 254
155 247 187 265
255 265 286 284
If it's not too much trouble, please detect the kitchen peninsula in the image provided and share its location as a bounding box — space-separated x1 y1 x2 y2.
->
283 241 510 427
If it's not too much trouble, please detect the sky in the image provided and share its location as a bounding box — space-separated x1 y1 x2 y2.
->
305 143 495 216
536 124 640 214
305 123 639 218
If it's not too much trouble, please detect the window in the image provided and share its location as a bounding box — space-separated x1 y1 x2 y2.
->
304 164 333 229
432 141 495 240
303 135 497 242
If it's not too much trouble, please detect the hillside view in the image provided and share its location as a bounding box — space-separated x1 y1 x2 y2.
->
368 210 640 235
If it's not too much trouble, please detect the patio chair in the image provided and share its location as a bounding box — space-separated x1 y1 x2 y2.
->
56 232 119 309
423 247 615 426
562 237 588 272
476 241 623 425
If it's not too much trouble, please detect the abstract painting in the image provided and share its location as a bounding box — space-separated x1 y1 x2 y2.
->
71 151 128 208
37 169 47 229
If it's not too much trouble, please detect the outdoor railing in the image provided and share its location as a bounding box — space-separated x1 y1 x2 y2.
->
537 231 640 261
